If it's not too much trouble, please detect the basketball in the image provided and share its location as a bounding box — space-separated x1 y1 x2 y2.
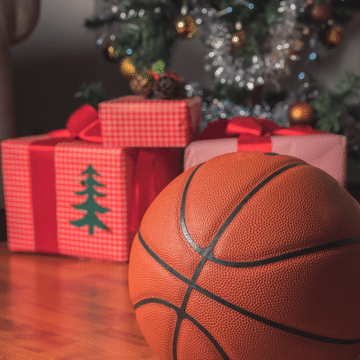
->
128 152 360 360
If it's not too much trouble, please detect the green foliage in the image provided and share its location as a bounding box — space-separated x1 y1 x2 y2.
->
312 70 360 133
151 60 166 75
85 0 360 76
86 0 181 71
75 82 107 110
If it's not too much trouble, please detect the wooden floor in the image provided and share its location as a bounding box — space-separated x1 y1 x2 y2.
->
0 184 359 359
0 243 158 359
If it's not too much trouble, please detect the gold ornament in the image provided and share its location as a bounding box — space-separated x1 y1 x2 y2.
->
129 71 155 98
120 57 137 78
288 102 315 126
231 30 247 53
173 14 198 39
319 24 345 50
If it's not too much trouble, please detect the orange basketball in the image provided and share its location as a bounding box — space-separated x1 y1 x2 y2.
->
128 152 360 360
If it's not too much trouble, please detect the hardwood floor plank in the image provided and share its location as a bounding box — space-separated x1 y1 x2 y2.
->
41 341 157 360
0 340 54 360
0 244 159 359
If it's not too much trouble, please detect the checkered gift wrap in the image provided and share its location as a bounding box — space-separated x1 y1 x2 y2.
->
1 135 138 262
184 134 347 187
99 95 202 147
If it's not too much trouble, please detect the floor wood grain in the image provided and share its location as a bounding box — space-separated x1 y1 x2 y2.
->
0 243 159 360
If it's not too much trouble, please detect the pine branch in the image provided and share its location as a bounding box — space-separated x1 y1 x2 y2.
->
75 82 107 110
312 70 360 133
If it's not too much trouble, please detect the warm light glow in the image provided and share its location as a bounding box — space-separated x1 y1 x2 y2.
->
292 108 302 119
177 20 185 29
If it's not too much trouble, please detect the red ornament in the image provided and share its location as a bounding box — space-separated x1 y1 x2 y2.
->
309 1 333 24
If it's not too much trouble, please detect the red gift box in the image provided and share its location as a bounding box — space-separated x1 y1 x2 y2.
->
1 105 182 261
99 95 202 147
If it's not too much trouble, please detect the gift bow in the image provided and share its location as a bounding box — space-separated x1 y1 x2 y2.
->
226 116 318 137
47 104 102 141
225 116 324 152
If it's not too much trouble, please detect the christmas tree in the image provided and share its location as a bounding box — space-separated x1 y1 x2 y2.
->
70 164 110 235
83 0 360 157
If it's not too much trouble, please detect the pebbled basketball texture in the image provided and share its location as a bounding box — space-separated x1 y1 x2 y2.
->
128 152 360 360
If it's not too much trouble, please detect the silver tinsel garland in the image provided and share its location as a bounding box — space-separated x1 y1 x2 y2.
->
185 81 320 132
190 0 310 92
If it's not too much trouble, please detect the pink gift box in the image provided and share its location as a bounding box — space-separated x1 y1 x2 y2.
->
184 134 347 187
99 95 202 147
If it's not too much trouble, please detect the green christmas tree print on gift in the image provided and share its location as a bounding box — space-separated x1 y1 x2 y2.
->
70 164 110 235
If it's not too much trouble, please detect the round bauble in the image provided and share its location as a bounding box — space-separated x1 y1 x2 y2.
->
319 24 345 50
288 102 315 126
309 1 333 24
120 57 137 78
129 71 155 98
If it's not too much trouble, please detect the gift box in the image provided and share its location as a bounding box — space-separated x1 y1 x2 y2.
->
184 117 347 187
1 105 182 262
98 95 202 147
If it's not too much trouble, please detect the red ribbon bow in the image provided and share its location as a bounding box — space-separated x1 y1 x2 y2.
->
225 116 323 152
47 104 102 142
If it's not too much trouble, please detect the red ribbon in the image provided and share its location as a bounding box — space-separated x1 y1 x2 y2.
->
128 148 182 232
30 104 98 253
225 116 325 152
30 104 173 253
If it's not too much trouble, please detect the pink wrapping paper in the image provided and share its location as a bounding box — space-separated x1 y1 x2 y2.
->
184 134 347 187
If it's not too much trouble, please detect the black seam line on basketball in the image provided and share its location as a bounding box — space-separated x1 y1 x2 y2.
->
137 231 360 345
180 162 306 260
174 259 208 359
180 163 206 255
207 236 360 267
134 297 230 360
176 164 207 359
205 162 305 257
